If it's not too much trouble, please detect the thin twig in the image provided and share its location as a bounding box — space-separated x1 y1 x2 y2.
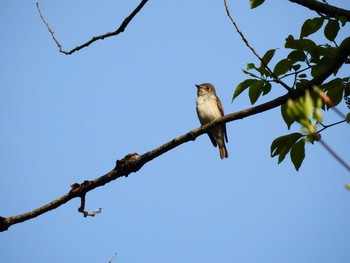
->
319 139 350 172
36 1 149 55
331 107 349 120
77 190 102 217
279 66 312 80
312 89 350 173
108 253 117 263
317 119 347 133
223 0 292 91
36 2 63 51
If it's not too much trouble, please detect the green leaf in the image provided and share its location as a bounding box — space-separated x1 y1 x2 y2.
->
281 103 295 129
300 17 324 38
273 58 292 76
242 69 259 78
318 44 336 57
313 109 323 123
311 60 328 78
290 139 305 171
261 49 277 66
340 37 350 48
250 0 265 9
248 80 264 104
258 49 277 76
299 39 318 58
292 64 301 71
338 16 347 26
287 50 306 63
271 132 303 164
246 63 257 70
324 19 340 41
321 78 345 108
262 81 272 95
326 84 344 107
232 79 256 101
321 78 343 91
302 90 314 119
295 79 309 90
285 35 297 49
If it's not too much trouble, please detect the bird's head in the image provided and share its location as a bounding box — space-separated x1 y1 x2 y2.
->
195 83 216 96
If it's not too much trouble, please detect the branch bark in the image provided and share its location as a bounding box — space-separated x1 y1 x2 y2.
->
289 0 350 21
36 0 149 55
1 37 350 232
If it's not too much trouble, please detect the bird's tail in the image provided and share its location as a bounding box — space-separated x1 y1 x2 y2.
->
219 144 228 159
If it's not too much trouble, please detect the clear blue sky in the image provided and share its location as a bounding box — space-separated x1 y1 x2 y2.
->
1 0 349 262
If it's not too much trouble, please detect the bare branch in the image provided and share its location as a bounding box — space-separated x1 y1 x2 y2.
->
36 0 149 55
108 253 117 263
289 0 350 21
36 2 63 51
1 32 350 233
223 0 292 91
279 66 312 80
77 190 102 217
318 119 347 132
318 138 350 172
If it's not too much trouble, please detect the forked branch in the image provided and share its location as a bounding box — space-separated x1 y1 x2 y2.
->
36 0 149 55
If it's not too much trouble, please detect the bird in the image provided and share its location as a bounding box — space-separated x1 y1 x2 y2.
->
195 83 228 159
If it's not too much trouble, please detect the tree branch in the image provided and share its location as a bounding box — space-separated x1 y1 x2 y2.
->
0 95 285 232
224 0 292 91
318 138 350 172
1 22 350 233
36 0 149 55
318 119 347 133
289 0 350 21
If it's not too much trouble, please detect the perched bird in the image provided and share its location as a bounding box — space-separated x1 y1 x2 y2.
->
195 83 228 159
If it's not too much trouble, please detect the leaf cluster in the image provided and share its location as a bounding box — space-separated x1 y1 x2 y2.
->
272 90 323 171
235 2 350 171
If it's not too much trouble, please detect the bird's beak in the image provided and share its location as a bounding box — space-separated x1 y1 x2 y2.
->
195 84 200 89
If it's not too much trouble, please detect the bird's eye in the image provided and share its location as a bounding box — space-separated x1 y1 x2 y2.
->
205 87 210 91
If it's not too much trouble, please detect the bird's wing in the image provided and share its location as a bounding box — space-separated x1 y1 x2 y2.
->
216 97 228 143
208 132 217 147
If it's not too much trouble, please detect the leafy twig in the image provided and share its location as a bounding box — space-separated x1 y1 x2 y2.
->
223 0 292 91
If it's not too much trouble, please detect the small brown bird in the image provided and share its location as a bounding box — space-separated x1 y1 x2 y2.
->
195 83 228 159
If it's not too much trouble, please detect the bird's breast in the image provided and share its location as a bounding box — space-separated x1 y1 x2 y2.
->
196 95 222 125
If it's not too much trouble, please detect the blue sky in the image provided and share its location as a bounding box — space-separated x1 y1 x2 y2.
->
1 0 349 262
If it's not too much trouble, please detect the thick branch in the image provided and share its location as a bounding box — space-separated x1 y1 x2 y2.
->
289 0 350 21
36 0 149 55
1 36 350 233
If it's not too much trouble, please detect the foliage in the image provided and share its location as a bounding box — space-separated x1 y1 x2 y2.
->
234 2 350 171
271 89 323 171
250 0 265 9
